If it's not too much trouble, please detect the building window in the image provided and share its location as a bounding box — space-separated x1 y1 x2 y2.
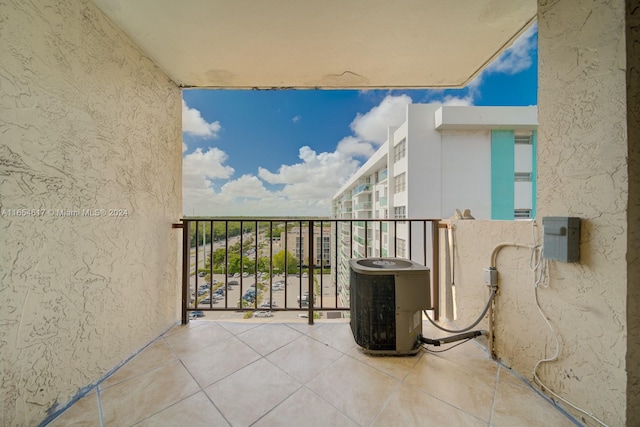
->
295 236 303 261
514 133 532 145
514 209 532 219
394 138 406 161
515 172 532 182
394 172 406 193
393 206 406 219
396 238 406 258
315 236 330 266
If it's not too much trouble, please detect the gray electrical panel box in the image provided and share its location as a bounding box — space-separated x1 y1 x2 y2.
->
542 217 580 262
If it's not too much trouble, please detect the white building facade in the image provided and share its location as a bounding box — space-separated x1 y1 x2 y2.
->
332 104 538 304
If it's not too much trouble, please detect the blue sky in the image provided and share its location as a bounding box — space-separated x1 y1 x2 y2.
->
182 24 538 217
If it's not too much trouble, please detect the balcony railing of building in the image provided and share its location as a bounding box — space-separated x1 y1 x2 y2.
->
352 183 372 196
354 202 372 211
176 218 441 325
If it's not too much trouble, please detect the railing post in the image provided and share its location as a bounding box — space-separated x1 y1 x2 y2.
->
307 220 314 324
431 220 440 321
181 220 190 324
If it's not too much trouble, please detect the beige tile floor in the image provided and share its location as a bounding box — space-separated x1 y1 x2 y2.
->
48 319 578 427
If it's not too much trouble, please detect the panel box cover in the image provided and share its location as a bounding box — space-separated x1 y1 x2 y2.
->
542 217 580 263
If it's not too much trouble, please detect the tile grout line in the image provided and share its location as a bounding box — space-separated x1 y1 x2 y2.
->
488 364 501 426
367 379 404 426
96 385 104 427
248 384 306 426
203 323 308 426
177 356 234 426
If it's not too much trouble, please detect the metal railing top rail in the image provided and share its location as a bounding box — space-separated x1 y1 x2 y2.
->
177 217 441 325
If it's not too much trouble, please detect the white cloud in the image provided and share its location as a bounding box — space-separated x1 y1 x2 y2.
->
292 115 301 123
350 94 412 145
441 95 474 106
259 147 359 192
182 95 417 216
336 136 375 157
183 147 234 181
219 175 270 199
486 23 537 75
183 146 360 216
182 100 222 138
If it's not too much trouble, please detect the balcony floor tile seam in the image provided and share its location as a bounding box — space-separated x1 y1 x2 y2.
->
234 334 304 360
245 383 308 426
96 386 105 427
166 326 239 358
368 380 417 427
264 384 361 427
98 346 183 392
349 349 425 382
487 362 502 426
303 333 354 355
129 389 205 427
396 377 490 425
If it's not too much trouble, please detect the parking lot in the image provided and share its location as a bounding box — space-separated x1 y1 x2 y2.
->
188 272 344 320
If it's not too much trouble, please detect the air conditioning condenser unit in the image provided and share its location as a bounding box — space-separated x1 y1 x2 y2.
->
349 257 430 355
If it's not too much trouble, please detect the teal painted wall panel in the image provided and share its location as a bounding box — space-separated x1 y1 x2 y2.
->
491 130 515 220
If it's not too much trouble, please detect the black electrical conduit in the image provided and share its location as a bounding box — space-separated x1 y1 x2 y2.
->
419 330 486 346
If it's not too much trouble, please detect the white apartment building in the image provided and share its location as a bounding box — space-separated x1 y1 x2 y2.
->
332 103 538 305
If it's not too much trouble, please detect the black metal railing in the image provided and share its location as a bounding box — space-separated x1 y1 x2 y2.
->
175 218 440 325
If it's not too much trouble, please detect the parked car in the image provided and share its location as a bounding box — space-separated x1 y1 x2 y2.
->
242 272 249 278
200 297 211 304
254 311 274 318
261 301 278 308
198 271 205 277
302 272 308 278
189 310 204 318
228 280 239 286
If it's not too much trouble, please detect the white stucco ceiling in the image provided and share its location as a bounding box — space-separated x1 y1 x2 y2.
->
92 0 536 89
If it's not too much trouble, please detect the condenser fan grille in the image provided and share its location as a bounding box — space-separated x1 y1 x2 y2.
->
356 259 414 269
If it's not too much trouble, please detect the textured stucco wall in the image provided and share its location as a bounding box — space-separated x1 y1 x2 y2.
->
537 1 628 425
447 2 632 425
0 1 182 425
439 220 538 342
626 1 640 425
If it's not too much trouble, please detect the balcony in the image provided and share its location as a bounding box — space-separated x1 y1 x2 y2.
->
178 218 441 323
352 183 372 196
354 202 373 211
48 318 575 426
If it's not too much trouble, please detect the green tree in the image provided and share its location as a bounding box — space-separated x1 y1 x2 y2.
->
273 250 299 274
266 225 283 238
